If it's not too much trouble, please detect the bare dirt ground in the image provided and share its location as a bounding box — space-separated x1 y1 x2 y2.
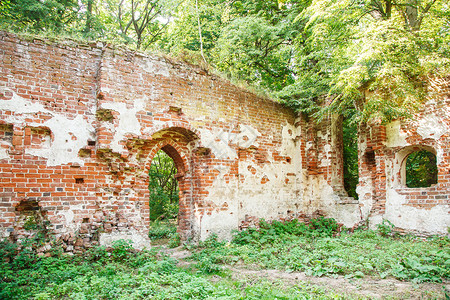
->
227 266 448 299
166 247 448 299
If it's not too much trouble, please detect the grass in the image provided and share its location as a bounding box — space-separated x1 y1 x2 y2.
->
1 218 448 299
148 220 181 248
148 220 178 240
189 218 449 283
1 239 346 300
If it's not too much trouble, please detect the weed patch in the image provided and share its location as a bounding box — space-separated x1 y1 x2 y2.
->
1 237 351 300
191 218 450 283
148 220 177 240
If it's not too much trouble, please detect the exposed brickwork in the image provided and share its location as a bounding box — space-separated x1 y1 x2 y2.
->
358 81 450 232
0 32 300 249
0 32 448 250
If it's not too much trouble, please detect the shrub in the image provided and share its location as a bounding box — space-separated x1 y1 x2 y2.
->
376 219 396 237
168 232 181 248
308 216 339 237
148 220 177 240
232 217 340 245
110 239 133 262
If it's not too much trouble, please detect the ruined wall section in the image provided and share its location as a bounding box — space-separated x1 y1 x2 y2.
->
0 33 113 252
1 32 318 246
298 114 361 228
3 31 446 245
359 82 450 234
92 45 307 240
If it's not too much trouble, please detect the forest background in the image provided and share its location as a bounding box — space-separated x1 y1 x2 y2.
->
1 0 448 122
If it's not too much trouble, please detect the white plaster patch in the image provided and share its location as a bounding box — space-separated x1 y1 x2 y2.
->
142 59 170 77
319 144 332 167
436 147 444 166
60 204 84 230
236 124 261 148
384 189 450 234
368 214 384 230
0 227 13 238
416 114 448 140
100 97 147 153
334 203 362 228
386 120 408 147
199 124 261 159
26 115 94 166
279 122 300 153
199 121 307 239
198 164 239 240
0 89 95 166
278 122 302 171
200 211 238 241
99 230 151 250
0 89 47 116
0 148 9 160
356 183 373 220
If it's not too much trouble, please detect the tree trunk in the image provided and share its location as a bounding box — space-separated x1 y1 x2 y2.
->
83 0 93 35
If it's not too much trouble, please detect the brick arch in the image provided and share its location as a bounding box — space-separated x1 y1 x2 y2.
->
146 123 202 145
143 129 198 239
144 139 190 176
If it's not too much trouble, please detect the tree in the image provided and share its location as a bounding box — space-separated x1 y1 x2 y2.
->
213 0 309 92
160 0 225 57
0 0 79 32
214 15 296 91
282 0 449 123
100 0 177 50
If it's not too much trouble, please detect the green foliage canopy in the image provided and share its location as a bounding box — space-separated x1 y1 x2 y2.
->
0 0 79 33
0 0 448 121
285 0 450 123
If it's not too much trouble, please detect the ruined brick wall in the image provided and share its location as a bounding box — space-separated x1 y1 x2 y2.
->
358 80 450 234
0 32 318 250
1 32 448 251
297 114 362 227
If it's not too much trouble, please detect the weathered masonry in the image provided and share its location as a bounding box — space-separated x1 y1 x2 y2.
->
0 32 449 250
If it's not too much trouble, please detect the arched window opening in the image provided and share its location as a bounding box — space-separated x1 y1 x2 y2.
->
148 149 180 240
343 117 359 199
405 150 438 188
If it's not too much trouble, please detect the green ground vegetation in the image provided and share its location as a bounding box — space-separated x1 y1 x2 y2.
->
3 218 447 299
0 235 348 299
190 218 449 283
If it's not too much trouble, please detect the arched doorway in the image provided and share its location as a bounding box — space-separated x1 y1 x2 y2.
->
146 142 192 243
148 149 179 236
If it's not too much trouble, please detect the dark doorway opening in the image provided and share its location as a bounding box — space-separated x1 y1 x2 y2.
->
148 149 180 242
343 117 359 199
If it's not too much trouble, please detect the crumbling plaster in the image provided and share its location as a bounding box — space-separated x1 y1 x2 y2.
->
385 189 449 234
362 96 450 234
0 32 449 249
0 88 95 166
